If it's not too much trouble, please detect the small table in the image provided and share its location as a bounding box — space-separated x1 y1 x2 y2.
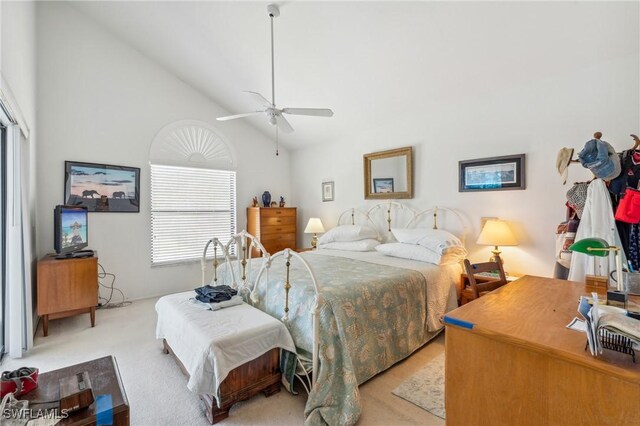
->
297 247 315 253
22 356 130 425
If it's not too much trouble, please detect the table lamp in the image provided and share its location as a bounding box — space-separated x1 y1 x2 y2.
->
476 219 518 263
569 238 624 293
304 218 325 249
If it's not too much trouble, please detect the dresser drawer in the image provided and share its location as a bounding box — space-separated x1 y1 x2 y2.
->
261 216 296 227
267 243 297 253
260 208 296 218
261 234 296 245
260 224 296 236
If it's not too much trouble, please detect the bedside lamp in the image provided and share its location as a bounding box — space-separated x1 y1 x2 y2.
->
569 238 624 293
304 218 325 249
477 219 518 263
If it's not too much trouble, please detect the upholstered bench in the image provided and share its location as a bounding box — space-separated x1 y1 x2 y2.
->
156 291 295 424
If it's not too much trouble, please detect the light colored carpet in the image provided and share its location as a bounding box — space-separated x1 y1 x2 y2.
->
1 297 445 425
392 353 445 419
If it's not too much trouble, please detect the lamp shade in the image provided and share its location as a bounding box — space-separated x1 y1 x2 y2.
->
568 237 610 257
476 220 518 246
304 218 325 234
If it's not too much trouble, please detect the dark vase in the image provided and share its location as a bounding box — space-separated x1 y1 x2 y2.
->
262 191 271 208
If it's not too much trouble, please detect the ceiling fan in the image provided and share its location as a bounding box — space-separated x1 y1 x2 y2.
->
216 4 333 134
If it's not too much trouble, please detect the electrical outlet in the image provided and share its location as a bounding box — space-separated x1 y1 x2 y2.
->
480 216 498 229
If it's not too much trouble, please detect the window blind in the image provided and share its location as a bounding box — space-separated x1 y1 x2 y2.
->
150 164 236 265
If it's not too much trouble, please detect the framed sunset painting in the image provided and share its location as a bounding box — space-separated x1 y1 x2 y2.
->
64 161 140 212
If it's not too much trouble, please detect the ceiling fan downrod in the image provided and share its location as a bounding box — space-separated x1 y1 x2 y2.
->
268 4 279 107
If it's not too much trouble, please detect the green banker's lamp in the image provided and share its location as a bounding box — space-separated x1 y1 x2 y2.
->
569 238 624 293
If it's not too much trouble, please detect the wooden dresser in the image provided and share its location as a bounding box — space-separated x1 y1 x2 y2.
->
247 207 297 256
444 275 640 425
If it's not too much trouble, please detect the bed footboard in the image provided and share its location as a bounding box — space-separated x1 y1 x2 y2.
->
251 249 321 394
201 230 269 297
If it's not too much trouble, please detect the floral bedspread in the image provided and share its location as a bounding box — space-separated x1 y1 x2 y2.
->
247 253 454 425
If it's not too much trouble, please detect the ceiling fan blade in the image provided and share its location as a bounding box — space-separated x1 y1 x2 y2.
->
282 108 334 117
216 111 264 121
275 114 294 134
244 91 272 108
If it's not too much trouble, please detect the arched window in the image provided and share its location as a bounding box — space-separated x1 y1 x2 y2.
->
149 120 236 265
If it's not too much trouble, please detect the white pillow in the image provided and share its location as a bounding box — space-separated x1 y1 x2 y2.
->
376 242 465 266
391 228 465 255
318 225 379 244
318 239 380 252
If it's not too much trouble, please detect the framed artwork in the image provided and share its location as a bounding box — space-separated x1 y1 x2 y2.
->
373 178 394 194
459 154 526 192
322 181 334 202
64 161 140 212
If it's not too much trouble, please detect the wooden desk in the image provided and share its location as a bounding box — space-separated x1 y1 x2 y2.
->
444 275 640 425
22 356 129 425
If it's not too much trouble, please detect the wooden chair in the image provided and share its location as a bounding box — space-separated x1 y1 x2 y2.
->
461 259 508 304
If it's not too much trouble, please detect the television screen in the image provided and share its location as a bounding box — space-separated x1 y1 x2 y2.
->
55 205 88 254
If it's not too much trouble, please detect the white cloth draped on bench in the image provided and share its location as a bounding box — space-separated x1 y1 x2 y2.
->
155 291 296 404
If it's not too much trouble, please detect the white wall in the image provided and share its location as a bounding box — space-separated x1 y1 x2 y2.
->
292 23 639 277
36 2 291 301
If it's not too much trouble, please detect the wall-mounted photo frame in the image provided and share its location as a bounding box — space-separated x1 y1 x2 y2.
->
459 154 526 192
322 181 334 202
373 178 394 194
64 161 140 212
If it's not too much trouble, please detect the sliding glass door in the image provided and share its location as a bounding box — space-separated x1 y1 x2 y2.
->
0 124 6 356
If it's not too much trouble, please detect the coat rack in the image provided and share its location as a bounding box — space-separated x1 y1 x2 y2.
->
567 132 640 164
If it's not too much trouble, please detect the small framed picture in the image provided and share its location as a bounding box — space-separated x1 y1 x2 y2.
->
322 181 334 202
64 160 141 212
373 178 394 194
459 154 526 192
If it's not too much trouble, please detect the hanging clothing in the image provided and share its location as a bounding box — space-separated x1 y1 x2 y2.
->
629 224 640 271
568 179 627 283
608 149 640 259
609 150 640 197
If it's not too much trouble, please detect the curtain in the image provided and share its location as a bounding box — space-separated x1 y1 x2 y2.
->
4 120 33 358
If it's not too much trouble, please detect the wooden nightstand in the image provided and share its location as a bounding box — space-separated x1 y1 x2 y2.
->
37 253 98 336
297 247 315 253
459 272 521 305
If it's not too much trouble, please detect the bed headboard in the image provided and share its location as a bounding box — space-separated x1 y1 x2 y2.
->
337 202 468 244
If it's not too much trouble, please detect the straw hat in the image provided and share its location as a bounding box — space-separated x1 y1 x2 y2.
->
556 148 574 185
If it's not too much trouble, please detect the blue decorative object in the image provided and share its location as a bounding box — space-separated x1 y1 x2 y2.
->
262 191 271 207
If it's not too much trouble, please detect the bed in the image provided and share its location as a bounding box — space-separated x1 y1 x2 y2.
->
247 202 468 425
157 203 467 425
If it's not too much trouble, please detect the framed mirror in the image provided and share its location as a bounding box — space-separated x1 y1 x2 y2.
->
363 146 413 199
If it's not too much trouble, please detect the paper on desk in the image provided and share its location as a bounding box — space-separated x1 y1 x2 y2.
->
578 296 597 355
591 292 602 353
566 317 587 332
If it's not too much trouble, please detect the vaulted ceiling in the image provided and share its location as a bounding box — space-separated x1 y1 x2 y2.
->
70 1 638 150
